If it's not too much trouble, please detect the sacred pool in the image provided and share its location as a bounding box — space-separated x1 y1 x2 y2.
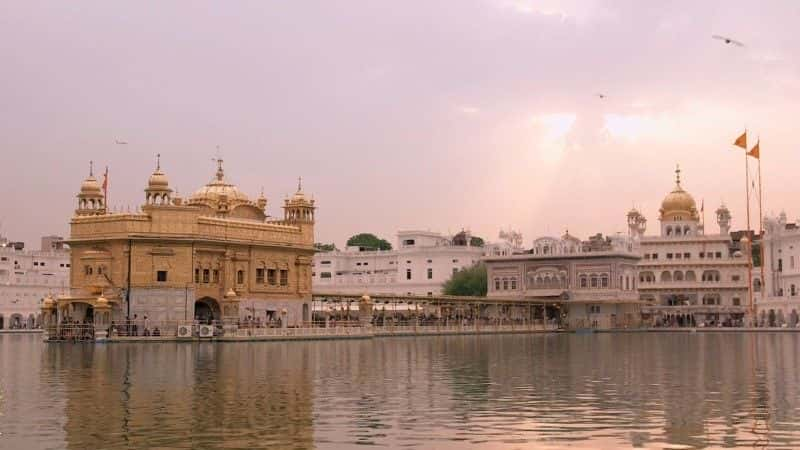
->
1 332 799 449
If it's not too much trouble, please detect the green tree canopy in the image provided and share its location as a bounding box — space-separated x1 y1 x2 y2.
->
469 236 485 247
314 242 337 252
346 233 392 251
443 263 487 297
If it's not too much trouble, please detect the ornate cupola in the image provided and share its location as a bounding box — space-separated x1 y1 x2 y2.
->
283 177 315 224
659 165 699 222
75 161 106 216
257 187 267 211
144 154 173 206
627 207 647 240
659 165 700 237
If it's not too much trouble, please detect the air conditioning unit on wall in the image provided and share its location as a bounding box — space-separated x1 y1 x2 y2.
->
199 324 214 338
177 325 192 338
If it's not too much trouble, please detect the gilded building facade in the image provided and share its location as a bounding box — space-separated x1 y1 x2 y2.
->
49 159 316 330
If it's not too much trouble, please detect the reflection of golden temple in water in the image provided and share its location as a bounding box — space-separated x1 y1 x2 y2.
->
32 334 800 449
52 343 313 450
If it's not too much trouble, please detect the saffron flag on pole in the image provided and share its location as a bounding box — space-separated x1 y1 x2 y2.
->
733 131 747 149
748 140 760 159
102 166 109 197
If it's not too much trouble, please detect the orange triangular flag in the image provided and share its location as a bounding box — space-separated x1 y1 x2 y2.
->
748 141 760 159
733 131 747 149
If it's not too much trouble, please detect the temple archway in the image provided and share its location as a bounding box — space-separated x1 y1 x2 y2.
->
195 297 221 324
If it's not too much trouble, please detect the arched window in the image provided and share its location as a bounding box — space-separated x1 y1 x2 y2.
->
601 276 609 288
792 284 797 296
590 275 598 288
683 226 690 236
674 271 683 281
495 278 500 290
580 275 588 288
685 270 696 282
237 270 244 284
666 226 673 236
511 278 517 290
502 278 509 290
754 278 762 292
625 276 630 290
661 271 672 282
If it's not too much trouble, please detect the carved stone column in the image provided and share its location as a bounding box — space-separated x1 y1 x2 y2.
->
94 296 111 341
220 288 240 332
359 295 373 327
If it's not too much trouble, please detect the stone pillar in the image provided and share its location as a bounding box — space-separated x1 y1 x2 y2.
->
358 295 373 327
94 296 111 342
40 295 56 341
221 288 240 333
280 308 288 329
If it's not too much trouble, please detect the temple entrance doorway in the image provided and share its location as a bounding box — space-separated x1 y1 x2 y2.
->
195 297 221 324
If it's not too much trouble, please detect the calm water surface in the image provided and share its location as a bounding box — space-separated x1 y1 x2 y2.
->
1 332 800 449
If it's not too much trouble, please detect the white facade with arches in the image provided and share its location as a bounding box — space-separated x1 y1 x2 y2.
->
757 213 800 327
628 167 749 326
485 232 642 329
0 236 70 330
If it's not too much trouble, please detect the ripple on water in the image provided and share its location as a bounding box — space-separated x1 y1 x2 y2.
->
2 333 800 449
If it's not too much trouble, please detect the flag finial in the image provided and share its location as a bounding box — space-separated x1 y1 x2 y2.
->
297 176 302 192
156 153 161 171
89 160 94 177
675 164 681 187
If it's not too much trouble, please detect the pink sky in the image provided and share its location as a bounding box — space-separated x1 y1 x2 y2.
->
2 1 799 248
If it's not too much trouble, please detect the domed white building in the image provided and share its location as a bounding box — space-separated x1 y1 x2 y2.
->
630 166 750 326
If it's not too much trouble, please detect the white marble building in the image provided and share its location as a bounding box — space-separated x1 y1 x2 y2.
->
0 236 70 329
628 167 750 326
484 233 642 329
756 212 800 326
313 230 511 296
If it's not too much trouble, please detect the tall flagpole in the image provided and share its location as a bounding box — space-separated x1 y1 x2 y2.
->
756 141 766 318
736 130 754 325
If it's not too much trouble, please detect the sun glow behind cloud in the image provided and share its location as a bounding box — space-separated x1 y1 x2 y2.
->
531 113 576 163
602 114 668 142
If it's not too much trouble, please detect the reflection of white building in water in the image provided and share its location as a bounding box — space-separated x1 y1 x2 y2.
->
628 167 750 326
312 230 513 296
757 213 800 326
484 233 642 329
0 236 70 329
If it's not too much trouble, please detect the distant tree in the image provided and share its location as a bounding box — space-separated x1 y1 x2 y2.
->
470 236 485 247
443 263 487 297
346 233 392 251
752 241 762 267
314 242 337 252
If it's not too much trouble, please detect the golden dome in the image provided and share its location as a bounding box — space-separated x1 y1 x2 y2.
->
659 166 698 221
42 295 55 308
96 295 109 307
187 159 251 206
286 177 313 205
80 175 102 195
148 169 169 188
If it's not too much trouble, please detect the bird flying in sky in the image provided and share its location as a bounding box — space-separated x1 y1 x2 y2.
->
597 93 606 99
712 35 745 47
